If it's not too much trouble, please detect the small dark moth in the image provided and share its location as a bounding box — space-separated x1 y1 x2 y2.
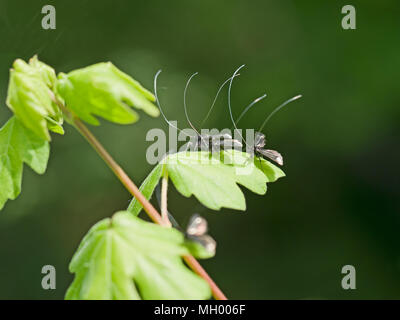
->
253 131 284 166
154 70 242 153
227 65 302 166
185 214 216 255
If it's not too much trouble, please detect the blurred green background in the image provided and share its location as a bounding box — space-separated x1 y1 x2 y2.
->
0 0 399 299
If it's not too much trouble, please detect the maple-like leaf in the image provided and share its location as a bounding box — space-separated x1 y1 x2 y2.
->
128 150 285 214
56 62 159 126
6 57 63 141
0 117 50 209
66 211 211 300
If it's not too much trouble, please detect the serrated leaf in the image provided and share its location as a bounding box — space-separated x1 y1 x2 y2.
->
56 62 159 126
163 150 285 211
66 211 211 300
0 117 50 210
6 57 63 141
164 152 245 210
127 164 163 216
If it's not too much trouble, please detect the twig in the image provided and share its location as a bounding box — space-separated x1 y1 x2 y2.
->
51 93 227 300
161 170 171 227
183 255 227 300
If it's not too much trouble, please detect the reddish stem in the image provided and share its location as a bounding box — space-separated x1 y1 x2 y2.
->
52 95 227 300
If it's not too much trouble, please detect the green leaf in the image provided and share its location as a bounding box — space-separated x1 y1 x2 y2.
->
6 57 63 141
28 55 57 88
255 156 286 182
56 62 159 126
184 239 215 259
127 164 163 216
0 117 50 210
66 211 211 300
163 150 285 211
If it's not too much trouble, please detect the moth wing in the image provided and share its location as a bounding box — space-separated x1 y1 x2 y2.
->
254 132 266 148
186 214 208 236
191 235 216 255
257 148 283 166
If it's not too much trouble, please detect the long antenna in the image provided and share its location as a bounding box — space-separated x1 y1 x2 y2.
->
154 70 191 138
183 72 201 136
228 65 250 148
258 94 302 132
236 93 267 125
200 73 240 128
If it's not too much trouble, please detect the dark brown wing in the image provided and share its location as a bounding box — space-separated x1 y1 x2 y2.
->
256 148 283 165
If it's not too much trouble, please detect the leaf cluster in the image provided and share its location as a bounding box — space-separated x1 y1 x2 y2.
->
1 56 158 209
1 56 286 300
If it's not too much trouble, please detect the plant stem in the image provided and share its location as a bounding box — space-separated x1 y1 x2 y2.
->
51 94 227 300
74 118 166 225
161 170 171 227
74 118 227 300
159 170 226 300
183 255 227 300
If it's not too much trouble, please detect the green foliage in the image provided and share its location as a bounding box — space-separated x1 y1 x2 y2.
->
255 156 286 183
56 62 159 126
2 56 160 210
1 56 287 300
127 151 285 214
28 55 57 88
127 164 163 216
66 211 211 300
0 117 49 210
184 240 215 259
6 57 63 141
164 150 285 211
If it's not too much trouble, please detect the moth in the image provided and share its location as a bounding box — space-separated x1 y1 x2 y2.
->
185 214 216 255
253 131 284 165
227 65 302 166
154 70 242 153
